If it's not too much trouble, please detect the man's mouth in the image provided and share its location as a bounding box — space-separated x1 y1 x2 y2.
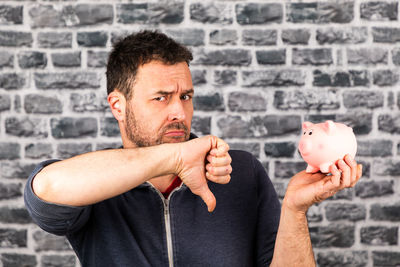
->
164 130 186 137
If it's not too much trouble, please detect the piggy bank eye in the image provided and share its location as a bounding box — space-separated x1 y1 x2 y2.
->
303 131 306 135
308 130 313 135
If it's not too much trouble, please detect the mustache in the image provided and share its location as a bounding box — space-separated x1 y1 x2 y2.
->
162 122 188 133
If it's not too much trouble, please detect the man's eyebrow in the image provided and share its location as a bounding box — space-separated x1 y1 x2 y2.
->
154 89 194 95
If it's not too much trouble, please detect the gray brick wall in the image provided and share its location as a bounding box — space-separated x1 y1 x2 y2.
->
0 0 399 266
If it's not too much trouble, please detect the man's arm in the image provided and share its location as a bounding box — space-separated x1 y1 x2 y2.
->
32 135 231 212
270 155 362 266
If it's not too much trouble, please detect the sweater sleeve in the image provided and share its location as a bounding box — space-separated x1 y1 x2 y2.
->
24 160 92 236
253 157 281 266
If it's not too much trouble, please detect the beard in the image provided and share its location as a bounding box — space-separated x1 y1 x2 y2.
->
125 105 190 147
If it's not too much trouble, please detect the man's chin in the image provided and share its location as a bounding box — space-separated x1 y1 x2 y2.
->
162 135 188 143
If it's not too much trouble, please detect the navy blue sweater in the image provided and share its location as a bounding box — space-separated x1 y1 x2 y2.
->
24 150 281 266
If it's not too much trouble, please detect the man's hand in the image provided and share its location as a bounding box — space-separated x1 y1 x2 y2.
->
175 136 232 212
283 154 363 213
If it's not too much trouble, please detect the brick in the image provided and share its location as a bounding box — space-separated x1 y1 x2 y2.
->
214 70 236 86
110 31 130 45
292 48 333 65
373 251 400 266
190 3 232 24
75 4 113 26
87 51 109 68
37 32 72 48
392 48 400 65
325 203 366 221
96 142 122 150
191 69 206 86
0 162 36 179
327 188 353 201
370 203 400 221
0 207 31 224
228 143 260 158
77 31 108 47
100 117 119 137
272 182 285 198
274 90 340 110
193 93 225 111
274 161 307 179
287 2 354 23
0 73 26 90
307 205 323 223
310 224 355 248
374 159 400 176
57 143 92 158
361 1 398 21
313 70 369 87
51 117 98 139
264 142 296 158
0 51 13 68
29 5 65 28
356 160 371 178
209 29 237 45
242 70 305 87
358 140 392 157
191 116 211 136
18 51 47 69
282 29 310 44
236 3 282 25
316 27 367 44
118 2 183 24
70 92 109 112
41 255 76 267
0 5 23 25
0 183 22 200
1 253 36 267
0 31 32 47
34 72 100 89
52 52 81 68
25 143 53 159
317 251 368 267
217 115 301 138
165 29 205 47
33 230 71 252
378 114 400 134
361 226 398 245
0 143 19 160
5 117 48 138
24 94 62 114
193 49 251 66
347 48 388 65
373 69 399 86
242 29 277 46
343 91 384 109
256 49 285 65
373 27 400 43
0 229 26 248
228 92 266 112
0 94 11 112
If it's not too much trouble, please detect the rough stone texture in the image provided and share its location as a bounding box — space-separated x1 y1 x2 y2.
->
256 49 286 65
0 143 20 160
51 117 98 139
18 51 47 69
0 5 23 25
35 72 100 89
274 161 307 179
392 48 400 65
242 70 305 87
209 29 237 46
191 116 211 136
373 27 400 43
0 51 13 68
100 117 119 137
357 140 392 157
5 117 48 138
264 142 296 158
360 1 398 21
325 203 366 221
374 159 400 176
192 49 251 66
0 162 36 179
347 48 388 65
87 51 109 68
236 3 282 25
57 143 92 158
274 89 340 111
313 70 369 87
316 27 367 44
0 94 11 111
373 69 399 86
360 226 398 245
242 30 276 46
77 31 107 47
292 48 333 65
118 2 184 24
287 2 354 24
52 52 81 68
193 93 225 111
33 231 71 252
190 3 232 24
343 91 384 109
25 143 53 159
0 182 22 200
0 207 31 224
38 32 72 48
24 94 63 114
373 251 400 266
228 92 266 112
0 229 26 248
310 224 355 248
191 69 206 86
0 31 32 47
41 255 76 267
1 253 36 267
0 73 26 90
165 29 205 47
70 92 109 112
378 114 400 134
214 70 236 86
228 143 260 158
282 29 310 44
370 203 400 221
317 251 368 267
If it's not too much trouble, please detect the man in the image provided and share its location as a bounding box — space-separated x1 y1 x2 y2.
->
25 30 362 266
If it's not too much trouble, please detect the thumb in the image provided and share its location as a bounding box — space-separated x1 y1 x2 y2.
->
196 184 216 212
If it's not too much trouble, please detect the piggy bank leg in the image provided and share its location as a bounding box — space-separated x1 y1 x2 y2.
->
306 165 319 173
319 163 331 173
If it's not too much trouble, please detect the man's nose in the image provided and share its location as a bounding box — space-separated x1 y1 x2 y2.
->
167 98 186 121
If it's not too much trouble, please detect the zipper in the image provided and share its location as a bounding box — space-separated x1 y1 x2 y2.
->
147 182 183 267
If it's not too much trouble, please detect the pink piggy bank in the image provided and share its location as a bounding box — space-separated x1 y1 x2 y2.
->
298 120 357 173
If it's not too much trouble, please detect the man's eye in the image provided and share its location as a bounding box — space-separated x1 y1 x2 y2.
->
181 95 191 100
155 96 166 101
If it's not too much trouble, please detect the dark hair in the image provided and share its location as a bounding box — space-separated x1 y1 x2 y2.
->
106 30 193 99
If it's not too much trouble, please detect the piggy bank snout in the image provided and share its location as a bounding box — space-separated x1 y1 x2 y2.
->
299 139 312 155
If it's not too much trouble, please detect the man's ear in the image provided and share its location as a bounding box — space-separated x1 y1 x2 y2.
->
108 91 126 122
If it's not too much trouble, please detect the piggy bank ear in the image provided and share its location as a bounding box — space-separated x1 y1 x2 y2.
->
323 120 336 133
302 121 313 130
